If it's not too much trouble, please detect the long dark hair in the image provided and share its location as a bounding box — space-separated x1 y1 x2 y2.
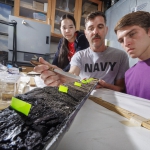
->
58 14 76 69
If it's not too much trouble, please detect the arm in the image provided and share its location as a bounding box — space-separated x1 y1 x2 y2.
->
69 65 80 76
100 50 128 92
98 78 125 92
75 32 89 51
52 39 62 66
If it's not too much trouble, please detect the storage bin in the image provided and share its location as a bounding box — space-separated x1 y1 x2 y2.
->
20 1 33 9
33 12 46 21
33 1 44 11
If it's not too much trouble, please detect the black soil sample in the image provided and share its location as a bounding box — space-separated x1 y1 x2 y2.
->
0 80 98 150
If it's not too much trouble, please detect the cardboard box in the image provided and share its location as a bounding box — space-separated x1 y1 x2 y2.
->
82 2 97 16
33 1 44 11
33 12 46 21
20 1 33 9
44 3 48 12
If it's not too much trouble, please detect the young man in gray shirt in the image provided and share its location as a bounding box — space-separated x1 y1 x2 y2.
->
34 11 129 92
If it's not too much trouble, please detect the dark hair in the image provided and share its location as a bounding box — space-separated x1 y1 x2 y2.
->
114 11 150 34
85 11 107 26
58 14 76 68
60 14 76 28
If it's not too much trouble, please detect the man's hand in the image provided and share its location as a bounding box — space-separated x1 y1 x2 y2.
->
97 79 125 92
33 57 63 86
96 79 106 89
33 57 80 86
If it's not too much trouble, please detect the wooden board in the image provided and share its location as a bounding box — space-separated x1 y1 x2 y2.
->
21 66 34 72
89 96 150 130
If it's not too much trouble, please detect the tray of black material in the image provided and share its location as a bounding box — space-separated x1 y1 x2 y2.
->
0 79 98 150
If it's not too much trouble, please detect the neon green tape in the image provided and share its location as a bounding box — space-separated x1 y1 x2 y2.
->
81 79 87 84
74 82 82 87
10 97 31 116
59 85 68 93
87 78 94 83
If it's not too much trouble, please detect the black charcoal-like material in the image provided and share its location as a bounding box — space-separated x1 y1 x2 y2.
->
0 80 98 150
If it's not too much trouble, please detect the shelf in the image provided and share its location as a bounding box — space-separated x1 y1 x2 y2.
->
20 5 47 14
56 8 74 15
51 32 62 38
16 15 47 24
19 6 47 22
54 22 59 25
51 33 62 43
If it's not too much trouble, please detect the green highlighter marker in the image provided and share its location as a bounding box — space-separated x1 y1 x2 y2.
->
87 78 94 83
10 97 32 116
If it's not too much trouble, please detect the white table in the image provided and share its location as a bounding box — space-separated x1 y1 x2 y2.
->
55 89 150 150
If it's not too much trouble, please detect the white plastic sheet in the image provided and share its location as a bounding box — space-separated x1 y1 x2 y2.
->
55 88 150 150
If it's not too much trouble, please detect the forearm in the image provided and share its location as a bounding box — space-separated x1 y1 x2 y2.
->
98 80 125 92
69 65 80 76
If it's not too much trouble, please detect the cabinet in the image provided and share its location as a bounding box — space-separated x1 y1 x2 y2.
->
77 0 103 32
50 0 102 38
14 0 103 38
14 0 51 24
50 0 78 38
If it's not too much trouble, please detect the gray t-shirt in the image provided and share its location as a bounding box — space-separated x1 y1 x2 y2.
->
70 47 129 84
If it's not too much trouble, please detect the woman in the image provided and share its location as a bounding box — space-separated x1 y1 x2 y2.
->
52 14 89 71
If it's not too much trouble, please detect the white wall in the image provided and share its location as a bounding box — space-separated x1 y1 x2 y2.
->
105 0 150 67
